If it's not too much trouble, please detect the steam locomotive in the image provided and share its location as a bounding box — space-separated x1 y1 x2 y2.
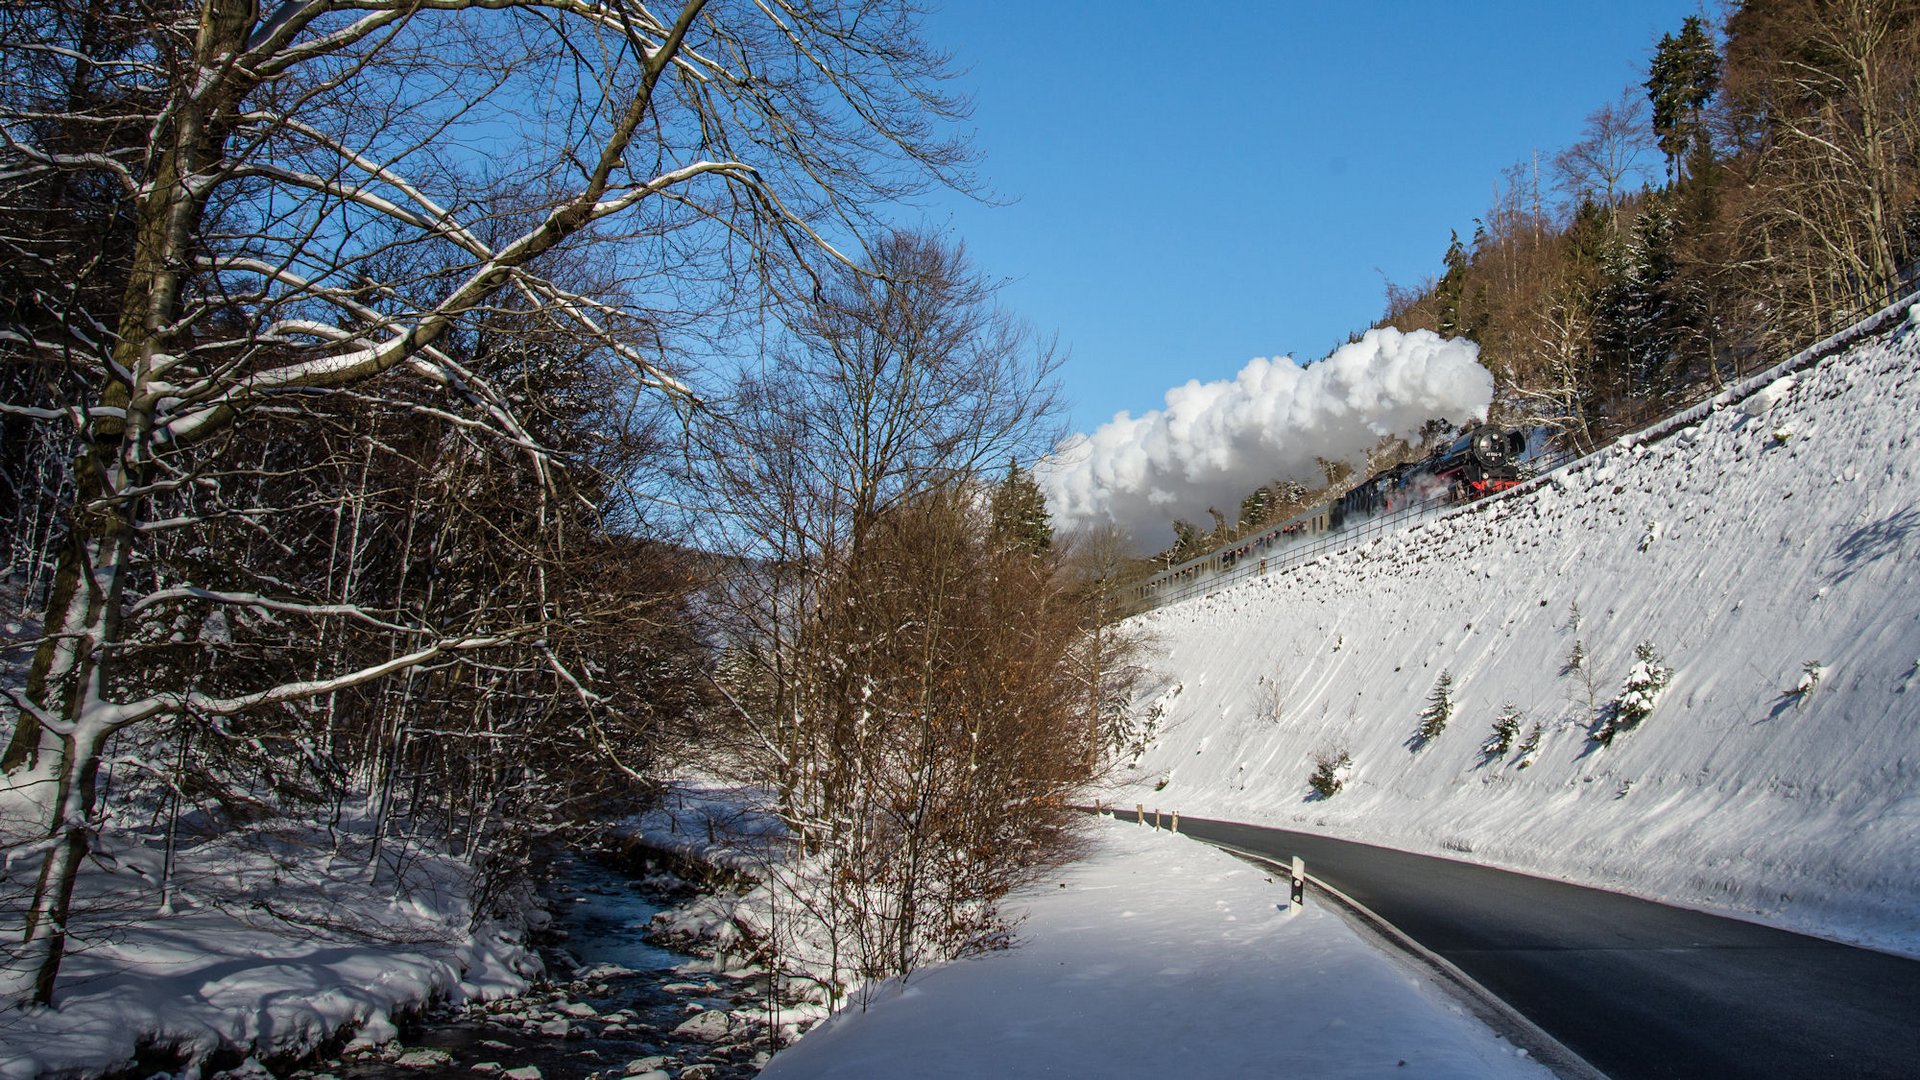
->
1332 426 1531 520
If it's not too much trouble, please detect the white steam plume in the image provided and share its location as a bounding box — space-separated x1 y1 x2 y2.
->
1038 327 1492 552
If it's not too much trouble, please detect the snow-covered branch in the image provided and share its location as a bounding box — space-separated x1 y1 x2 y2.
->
126 587 419 634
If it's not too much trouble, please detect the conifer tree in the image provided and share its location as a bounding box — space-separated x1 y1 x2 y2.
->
1435 230 1478 339
1647 16 1721 183
1593 198 1686 400
1484 703 1524 756
1515 722 1544 769
1415 670 1455 746
1593 641 1673 745
990 460 1054 556
1308 749 1351 799
1165 520 1204 566
1276 479 1311 518
1239 486 1275 530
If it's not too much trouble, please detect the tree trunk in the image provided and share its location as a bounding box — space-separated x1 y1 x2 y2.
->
11 0 258 1005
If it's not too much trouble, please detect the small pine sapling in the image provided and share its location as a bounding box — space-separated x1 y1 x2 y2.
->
1791 661 1824 700
1592 641 1673 745
1561 603 1599 727
1256 668 1287 726
1308 749 1352 799
1514 722 1544 768
1415 670 1455 746
1560 639 1587 676
1484 702 1523 756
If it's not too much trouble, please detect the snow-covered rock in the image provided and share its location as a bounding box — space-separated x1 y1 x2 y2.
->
347 1012 401 1052
210 1058 275 1080
1744 374 1797 416
673 1009 734 1042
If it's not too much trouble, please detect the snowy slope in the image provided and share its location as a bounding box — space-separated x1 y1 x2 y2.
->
1112 300 1920 957
759 818 1551 1080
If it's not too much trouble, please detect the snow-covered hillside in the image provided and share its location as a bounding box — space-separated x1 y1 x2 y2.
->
1114 299 1920 957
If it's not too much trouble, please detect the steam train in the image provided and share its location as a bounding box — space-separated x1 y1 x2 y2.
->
1137 426 1534 603
1332 426 1531 520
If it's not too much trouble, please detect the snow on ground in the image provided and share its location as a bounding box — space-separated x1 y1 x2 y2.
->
616 779 789 877
1111 298 1920 957
0 815 537 1080
757 817 1551 1080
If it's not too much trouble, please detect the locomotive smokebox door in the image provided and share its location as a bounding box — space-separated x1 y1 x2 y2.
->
1474 430 1507 465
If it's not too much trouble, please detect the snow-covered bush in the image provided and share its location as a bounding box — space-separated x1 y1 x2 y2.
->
1413 670 1454 747
1307 749 1352 799
1592 641 1673 745
1483 703 1523 756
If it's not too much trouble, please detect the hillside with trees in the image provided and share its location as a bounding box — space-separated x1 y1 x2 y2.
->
1384 2 1919 451
1146 0 1918 572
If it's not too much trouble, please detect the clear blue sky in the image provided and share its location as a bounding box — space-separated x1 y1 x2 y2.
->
911 1 1711 437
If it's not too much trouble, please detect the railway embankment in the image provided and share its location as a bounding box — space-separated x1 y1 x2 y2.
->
1114 296 1920 957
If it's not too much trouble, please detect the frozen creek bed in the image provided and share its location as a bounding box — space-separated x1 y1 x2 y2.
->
291 851 771 1080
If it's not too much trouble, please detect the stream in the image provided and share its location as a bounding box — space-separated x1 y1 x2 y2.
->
289 850 771 1080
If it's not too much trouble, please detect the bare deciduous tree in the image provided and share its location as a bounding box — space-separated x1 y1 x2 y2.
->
696 230 1096 997
1555 88 1659 233
1720 0 1920 345
0 0 971 1005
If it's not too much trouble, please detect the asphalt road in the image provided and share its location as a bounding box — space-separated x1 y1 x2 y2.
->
1115 811 1920 1080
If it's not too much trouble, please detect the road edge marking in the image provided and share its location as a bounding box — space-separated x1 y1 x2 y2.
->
1198 836 1609 1080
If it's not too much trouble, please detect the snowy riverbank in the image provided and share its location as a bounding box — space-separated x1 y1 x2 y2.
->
0 814 538 1080
1111 299 1920 957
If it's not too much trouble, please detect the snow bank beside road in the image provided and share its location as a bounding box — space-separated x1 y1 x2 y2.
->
759 818 1549 1079
1113 301 1920 956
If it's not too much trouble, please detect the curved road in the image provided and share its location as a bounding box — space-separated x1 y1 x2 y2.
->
1122 812 1920 1079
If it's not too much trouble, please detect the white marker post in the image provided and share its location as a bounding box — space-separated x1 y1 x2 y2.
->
1171 811 1180 833
1289 857 1306 913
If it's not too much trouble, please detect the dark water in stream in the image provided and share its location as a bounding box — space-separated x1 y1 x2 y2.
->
290 852 771 1080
